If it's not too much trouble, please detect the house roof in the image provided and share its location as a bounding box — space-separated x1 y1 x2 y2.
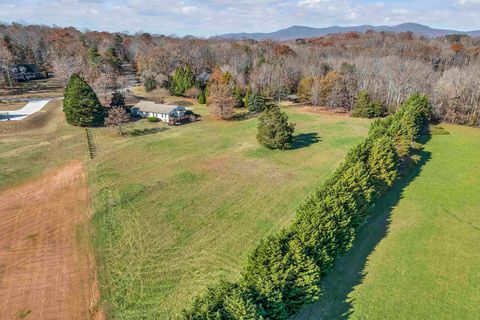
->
133 101 184 114
196 71 210 82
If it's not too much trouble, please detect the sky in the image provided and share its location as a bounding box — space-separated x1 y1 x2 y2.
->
1 0 480 37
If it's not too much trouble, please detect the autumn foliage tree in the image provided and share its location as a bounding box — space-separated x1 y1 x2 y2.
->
208 81 235 120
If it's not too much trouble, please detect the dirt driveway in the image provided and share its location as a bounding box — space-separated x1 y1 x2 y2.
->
0 160 101 320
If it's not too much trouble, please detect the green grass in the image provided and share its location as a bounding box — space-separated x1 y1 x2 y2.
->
295 124 480 319
0 100 85 191
89 105 371 318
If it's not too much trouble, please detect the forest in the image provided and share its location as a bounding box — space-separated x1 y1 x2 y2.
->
1 23 479 126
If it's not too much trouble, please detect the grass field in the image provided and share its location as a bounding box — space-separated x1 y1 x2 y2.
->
295 124 480 319
0 99 85 190
3 95 477 319
88 102 371 318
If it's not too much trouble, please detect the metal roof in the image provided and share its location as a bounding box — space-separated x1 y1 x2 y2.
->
133 101 184 114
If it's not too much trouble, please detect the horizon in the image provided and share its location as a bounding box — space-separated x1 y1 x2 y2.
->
1 0 480 37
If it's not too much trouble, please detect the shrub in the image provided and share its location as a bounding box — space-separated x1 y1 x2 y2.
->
198 92 206 104
352 90 384 118
144 76 157 92
430 125 449 135
257 104 295 150
147 116 159 122
63 73 104 127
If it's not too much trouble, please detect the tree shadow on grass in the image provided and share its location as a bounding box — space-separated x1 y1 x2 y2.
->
292 132 321 149
293 136 432 320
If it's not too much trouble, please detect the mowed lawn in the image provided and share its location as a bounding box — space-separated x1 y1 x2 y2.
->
295 125 480 320
88 103 371 319
0 100 85 191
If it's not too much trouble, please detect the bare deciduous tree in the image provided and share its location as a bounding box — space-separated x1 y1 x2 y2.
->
105 107 130 135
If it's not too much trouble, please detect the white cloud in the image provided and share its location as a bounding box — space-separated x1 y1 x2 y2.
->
0 0 479 36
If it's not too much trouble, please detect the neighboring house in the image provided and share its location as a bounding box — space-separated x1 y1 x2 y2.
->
11 64 45 81
132 101 187 124
196 71 210 85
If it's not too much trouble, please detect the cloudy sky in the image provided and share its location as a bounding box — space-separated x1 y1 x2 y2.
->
1 0 480 36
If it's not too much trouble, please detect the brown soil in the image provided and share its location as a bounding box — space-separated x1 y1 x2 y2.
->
0 160 102 320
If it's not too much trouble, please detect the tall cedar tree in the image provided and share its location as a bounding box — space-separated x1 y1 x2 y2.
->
63 73 104 127
257 104 295 150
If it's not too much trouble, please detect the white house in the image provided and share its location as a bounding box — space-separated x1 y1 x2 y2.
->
132 101 187 123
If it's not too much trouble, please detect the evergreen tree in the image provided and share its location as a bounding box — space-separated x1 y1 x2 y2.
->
352 90 384 118
248 91 267 113
144 76 157 92
367 135 399 191
242 234 290 320
233 86 244 107
110 91 125 107
63 73 104 127
257 104 295 150
242 88 252 108
181 281 262 320
172 65 195 96
198 91 206 104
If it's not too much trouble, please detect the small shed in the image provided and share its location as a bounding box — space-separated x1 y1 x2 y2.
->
132 101 187 123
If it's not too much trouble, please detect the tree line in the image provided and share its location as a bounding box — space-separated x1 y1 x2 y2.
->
0 23 479 126
181 93 432 319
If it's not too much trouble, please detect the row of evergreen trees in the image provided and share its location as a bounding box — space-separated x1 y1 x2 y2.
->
181 93 432 319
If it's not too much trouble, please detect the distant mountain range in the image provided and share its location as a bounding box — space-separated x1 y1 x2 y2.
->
213 23 480 40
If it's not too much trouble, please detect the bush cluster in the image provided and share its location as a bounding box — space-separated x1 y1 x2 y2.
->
182 93 431 319
147 116 159 122
144 76 157 92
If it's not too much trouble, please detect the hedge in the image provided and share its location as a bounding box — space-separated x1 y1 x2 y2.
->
182 93 432 319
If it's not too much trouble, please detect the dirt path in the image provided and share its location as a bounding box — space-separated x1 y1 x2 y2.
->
0 160 101 320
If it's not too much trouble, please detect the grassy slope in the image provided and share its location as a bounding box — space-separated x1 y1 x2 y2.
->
89 104 370 319
0 100 85 191
295 125 480 319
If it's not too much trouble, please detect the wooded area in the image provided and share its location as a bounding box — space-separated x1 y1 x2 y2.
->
1 23 479 127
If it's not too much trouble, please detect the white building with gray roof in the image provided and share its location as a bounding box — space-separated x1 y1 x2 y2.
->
132 101 187 123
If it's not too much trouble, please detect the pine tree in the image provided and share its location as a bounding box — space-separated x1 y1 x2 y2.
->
248 91 267 113
257 104 295 150
63 73 104 127
172 65 195 96
367 135 399 191
110 91 125 107
352 90 384 118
